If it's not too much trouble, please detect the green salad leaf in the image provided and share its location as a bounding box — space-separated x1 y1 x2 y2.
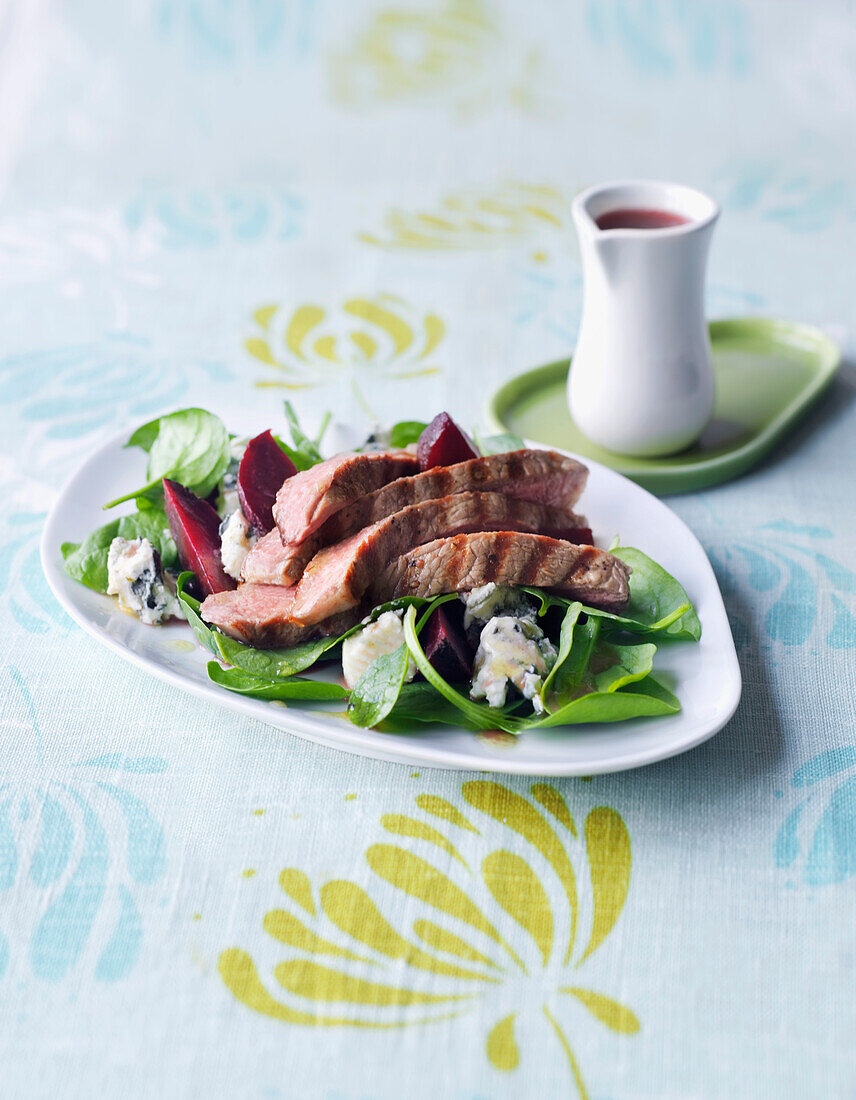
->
587 547 701 639
105 408 231 508
525 675 680 729
591 640 658 693
382 683 488 732
175 572 220 654
538 602 582 704
206 662 347 701
348 644 413 728
61 520 121 591
61 507 177 591
274 401 331 471
474 429 526 456
388 421 427 448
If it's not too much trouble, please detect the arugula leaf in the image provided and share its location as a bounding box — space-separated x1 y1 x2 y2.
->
206 662 347 701
474 429 526 456
105 409 230 508
523 674 680 728
348 644 412 727
402 605 521 734
591 640 657 693
175 571 220 654
388 421 427 448
274 401 331 471
61 520 121 592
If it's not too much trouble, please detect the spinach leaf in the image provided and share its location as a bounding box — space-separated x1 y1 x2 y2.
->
523 674 680 729
117 507 178 569
381 683 487 732
274 401 331 471
538 602 582 703
206 662 347 701
214 596 436 681
125 416 163 453
524 550 700 641
543 615 600 711
591 640 657 693
563 547 699 639
175 572 220 654
402 605 521 734
105 408 231 508
474 429 526 456
388 421 427 448
215 632 340 679
61 520 121 591
348 644 412 727
62 506 179 591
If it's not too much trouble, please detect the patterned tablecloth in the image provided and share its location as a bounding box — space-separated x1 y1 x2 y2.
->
1 2 855 1097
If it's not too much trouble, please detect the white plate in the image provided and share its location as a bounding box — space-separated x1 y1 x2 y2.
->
41 421 741 776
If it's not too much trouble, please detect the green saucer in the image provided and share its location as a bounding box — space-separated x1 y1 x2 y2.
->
488 317 841 495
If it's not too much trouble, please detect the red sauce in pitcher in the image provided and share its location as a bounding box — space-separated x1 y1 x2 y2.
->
595 207 689 230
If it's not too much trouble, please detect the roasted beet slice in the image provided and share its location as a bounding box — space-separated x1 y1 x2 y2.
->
421 604 473 682
417 412 478 471
163 479 236 595
237 430 297 534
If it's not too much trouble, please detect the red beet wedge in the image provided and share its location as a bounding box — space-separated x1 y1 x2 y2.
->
163 479 236 595
422 604 473 682
238 430 297 535
417 412 479 471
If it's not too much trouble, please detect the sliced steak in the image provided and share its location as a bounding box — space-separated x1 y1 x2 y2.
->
374 532 630 610
262 449 589 585
289 492 592 624
241 528 293 585
274 450 419 544
201 584 359 648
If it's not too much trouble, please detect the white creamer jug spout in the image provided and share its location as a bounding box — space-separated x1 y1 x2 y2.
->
568 180 719 458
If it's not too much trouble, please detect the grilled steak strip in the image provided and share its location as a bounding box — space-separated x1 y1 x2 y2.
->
274 450 419 544
374 532 630 611
257 449 589 585
201 584 359 648
289 492 593 624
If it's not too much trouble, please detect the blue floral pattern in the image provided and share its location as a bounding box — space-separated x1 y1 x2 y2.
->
775 747 856 886
0 669 168 984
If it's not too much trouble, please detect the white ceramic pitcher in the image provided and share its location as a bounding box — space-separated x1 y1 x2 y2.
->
568 180 719 457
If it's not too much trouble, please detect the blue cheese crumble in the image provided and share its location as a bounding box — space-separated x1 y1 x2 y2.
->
462 583 536 630
219 509 257 581
106 537 181 625
341 610 417 689
470 614 557 713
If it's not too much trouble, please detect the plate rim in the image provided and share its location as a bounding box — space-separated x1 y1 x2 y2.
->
487 316 841 492
40 422 742 776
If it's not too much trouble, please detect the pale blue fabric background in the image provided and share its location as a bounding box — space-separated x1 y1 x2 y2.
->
0 2 854 1097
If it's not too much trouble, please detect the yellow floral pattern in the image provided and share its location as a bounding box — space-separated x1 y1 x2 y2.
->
218 781 638 1097
330 0 499 106
244 293 445 388
359 182 571 251
329 0 546 117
